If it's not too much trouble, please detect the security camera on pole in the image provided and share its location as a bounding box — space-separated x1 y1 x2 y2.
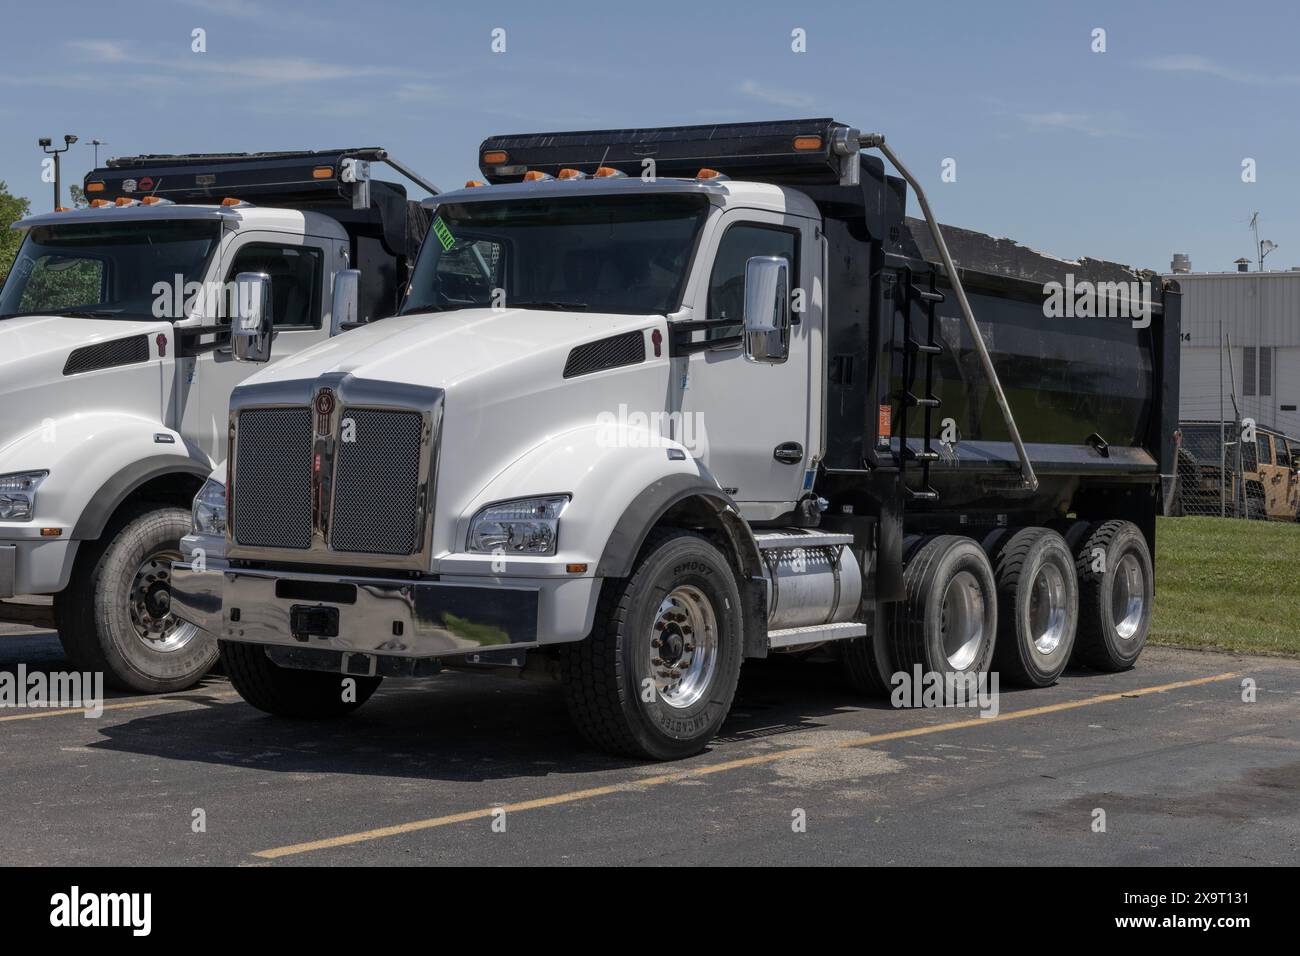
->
39 134 78 211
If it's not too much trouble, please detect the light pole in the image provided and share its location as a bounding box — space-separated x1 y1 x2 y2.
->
39 134 78 210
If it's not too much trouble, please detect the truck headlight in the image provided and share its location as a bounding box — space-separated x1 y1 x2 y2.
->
192 478 227 535
0 471 49 522
468 495 569 556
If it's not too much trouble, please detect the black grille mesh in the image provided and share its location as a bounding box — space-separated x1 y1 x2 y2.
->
329 409 424 555
562 331 646 378
232 408 314 549
63 336 149 376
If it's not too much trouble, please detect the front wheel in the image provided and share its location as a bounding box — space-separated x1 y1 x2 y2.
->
55 505 217 693
221 640 381 718
561 529 744 760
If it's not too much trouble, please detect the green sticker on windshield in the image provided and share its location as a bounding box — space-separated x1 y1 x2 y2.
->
432 216 455 251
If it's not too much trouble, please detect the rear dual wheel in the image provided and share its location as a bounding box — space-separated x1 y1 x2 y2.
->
991 528 1078 687
886 535 998 700
1071 520 1153 671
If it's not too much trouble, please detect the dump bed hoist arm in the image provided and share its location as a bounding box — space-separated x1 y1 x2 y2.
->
859 133 1039 492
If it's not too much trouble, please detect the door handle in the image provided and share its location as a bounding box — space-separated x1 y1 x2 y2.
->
773 442 803 464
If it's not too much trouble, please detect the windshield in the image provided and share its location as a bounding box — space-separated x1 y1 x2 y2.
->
401 193 710 316
0 219 221 320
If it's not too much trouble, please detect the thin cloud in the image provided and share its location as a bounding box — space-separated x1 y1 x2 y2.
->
177 0 265 16
1145 54 1300 86
1018 111 1138 139
67 39 132 63
65 38 415 86
736 79 814 110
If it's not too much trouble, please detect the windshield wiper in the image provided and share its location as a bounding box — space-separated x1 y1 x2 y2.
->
506 300 589 312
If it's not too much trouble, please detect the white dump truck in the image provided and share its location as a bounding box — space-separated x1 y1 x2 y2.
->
172 120 1180 759
0 148 434 691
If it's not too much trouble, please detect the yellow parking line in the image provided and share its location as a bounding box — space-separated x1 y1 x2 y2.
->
254 670 1238 860
0 690 240 722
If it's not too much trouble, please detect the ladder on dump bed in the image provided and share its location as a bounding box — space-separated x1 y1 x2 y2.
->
861 133 1038 495
896 267 944 503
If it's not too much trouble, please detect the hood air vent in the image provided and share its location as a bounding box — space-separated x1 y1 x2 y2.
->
563 331 646 379
63 335 150 376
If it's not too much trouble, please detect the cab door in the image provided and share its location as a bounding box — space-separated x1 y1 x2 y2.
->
174 230 341 462
1259 433 1286 519
676 209 821 518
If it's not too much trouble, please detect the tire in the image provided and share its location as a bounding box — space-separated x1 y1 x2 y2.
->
842 609 892 696
887 535 997 701
1071 520 1153 671
55 505 218 693
990 528 1078 687
560 529 744 760
221 640 381 718
1246 494 1267 521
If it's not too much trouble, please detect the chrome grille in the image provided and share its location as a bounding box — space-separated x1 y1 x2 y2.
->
232 408 314 549
329 409 424 555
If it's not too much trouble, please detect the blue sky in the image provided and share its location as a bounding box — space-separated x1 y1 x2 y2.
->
1 0 1294 273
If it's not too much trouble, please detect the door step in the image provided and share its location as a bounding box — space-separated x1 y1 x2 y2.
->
767 621 866 650
754 531 855 551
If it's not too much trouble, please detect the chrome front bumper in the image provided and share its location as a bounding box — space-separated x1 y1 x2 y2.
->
171 561 541 659
0 545 14 598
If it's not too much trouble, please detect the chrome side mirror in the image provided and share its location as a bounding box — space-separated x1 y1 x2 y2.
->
231 272 272 363
330 269 360 336
742 256 790 364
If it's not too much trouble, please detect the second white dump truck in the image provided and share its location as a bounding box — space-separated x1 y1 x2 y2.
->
172 120 1180 759
0 148 433 691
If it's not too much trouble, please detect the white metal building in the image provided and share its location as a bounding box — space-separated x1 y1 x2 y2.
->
1168 263 1300 438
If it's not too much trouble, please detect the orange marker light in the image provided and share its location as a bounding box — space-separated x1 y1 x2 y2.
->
481 150 509 165
464 179 486 188
89 199 111 208
220 197 244 206
312 166 333 179
85 181 105 193
793 135 822 151
523 170 551 182
141 195 164 205
556 168 586 180
114 197 135 206
696 168 724 179
594 166 625 178
566 563 588 574
40 528 62 537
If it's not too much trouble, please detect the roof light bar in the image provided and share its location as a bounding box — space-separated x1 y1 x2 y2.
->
477 118 861 185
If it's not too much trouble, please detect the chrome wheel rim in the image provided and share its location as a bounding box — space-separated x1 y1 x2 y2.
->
1028 562 1068 655
940 570 985 670
1110 553 1145 640
650 585 718 709
128 549 199 653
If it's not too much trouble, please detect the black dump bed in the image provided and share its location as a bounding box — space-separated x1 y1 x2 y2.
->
85 148 431 323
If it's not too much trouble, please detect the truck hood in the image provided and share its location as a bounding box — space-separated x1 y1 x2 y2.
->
0 314 169 455
244 307 661 390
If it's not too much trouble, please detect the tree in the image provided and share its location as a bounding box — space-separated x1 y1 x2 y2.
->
0 180 32 285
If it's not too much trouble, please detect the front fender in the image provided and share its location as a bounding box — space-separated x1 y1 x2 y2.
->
447 422 748 574
0 412 212 540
